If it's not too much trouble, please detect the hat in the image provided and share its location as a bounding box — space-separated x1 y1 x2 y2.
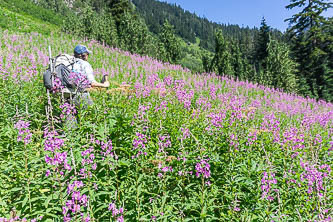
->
74 44 92 55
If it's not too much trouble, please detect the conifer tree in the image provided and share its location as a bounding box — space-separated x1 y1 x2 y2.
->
285 0 333 100
62 2 119 47
210 30 233 76
321 17 333 102
104 0 134 26
158 20 181 63
230 40 247 80
91 13 118 47
254 17 270 64
118 12 151 55
253 17 271 82
202 53 212 73
265 39 297 92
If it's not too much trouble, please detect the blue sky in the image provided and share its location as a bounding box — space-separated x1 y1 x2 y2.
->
158 0 333 32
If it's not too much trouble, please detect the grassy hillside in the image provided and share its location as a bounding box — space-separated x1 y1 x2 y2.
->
0 0 60 35
0 9 332 222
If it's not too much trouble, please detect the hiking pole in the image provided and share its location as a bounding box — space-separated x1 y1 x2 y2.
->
47 45 55 130
48 45 54 87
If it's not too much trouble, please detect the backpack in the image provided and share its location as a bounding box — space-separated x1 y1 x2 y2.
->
43 54 76 91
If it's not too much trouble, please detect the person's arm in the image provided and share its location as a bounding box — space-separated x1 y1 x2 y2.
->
85 62 110 88
91 81 110 88
85 82 109 92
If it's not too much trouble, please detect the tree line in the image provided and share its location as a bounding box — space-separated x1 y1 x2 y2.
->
29 0 181 64
132 0 284 52
206 18 297 93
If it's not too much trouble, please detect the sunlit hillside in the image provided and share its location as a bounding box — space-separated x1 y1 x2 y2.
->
0 5 332 222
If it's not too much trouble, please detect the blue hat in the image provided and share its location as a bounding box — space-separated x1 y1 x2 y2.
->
74 44 92 55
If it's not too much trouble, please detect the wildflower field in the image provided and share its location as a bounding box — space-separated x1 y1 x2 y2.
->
0 29 332 221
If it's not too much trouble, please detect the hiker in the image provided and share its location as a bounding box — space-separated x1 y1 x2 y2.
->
68 44 110 107
44 44 130 108
73 44 110 89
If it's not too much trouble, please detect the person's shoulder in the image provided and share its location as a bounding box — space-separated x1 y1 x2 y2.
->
75 59 91 67
81 60 92 67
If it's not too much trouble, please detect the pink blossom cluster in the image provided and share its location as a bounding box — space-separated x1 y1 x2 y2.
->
68 71 91 91
14 120 32 145
100 139 116 159
261 171 278 201
158 162 173 178
43 128 71 176
108 203 124 222
132 132 148 159
63 180 90 222
195 158 211 179
51 77 64 93
59 102 77 120
80 147 97 179
158 134 171 154
299 159 331 197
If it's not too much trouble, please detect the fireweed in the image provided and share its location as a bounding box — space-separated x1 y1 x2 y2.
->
68 71 91 92
59 102 77 120
14 120 32 145
299 159 330 198
195 158 211 181
63 180 89 222
1 31 332 221
108 202 124 222
43 128 71 176
51 77 64 93
261 171 278 201
132 132 148 159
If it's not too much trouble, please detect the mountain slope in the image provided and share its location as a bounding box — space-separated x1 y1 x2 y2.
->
0 0 61 34
0 6 332 221
132 0 283 51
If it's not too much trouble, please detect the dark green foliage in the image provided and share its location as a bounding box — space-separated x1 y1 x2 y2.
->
59 0 154 56
321 18 333 101
285 0 332 37
118 13 153 55
254 18 271 68
158 20 182 64
265 40 297 92
34 0 71 15
105 0 135 26
62 3 119 47
230 40 249 80
208 32 254 80
251 18 272 83
202 53 212 73
210 30 233 76
251 18 298 93
132 0 283 52
285 0 333 101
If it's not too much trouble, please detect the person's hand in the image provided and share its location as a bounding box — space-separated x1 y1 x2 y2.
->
103 81 110 88
101 75 108 83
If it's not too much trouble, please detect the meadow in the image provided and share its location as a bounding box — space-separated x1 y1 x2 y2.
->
0 29 332 221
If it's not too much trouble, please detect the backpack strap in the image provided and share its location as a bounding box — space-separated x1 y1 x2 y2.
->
68 58 79 71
